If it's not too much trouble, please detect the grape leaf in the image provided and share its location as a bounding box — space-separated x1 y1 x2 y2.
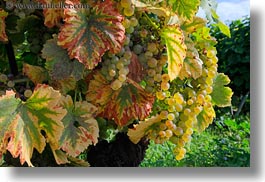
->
42 37 85 81
86 72 155 126
161 25 187 81
181 16 206 34
128 115 161 144
196 106 215 132
50 76 77 95
58 0 125 70
37 0 64 28
128 53 144 83
169 0 200 21
0 85 67 166
0 9 8 42
59 95 98 157
179 37 202 80
23 63 48 85
211 73 233 107
200 0 218 23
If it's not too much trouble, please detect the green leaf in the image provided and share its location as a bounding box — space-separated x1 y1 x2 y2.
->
86 72 155 126
42 37 85 81
128 115 161 144
181 16 207 34
170 0 201 21
0 9 8 42
196 106 215 132
161 25 187 81
211 73 233 107
0 85 67 166
58 0 125 70
59 95 99 157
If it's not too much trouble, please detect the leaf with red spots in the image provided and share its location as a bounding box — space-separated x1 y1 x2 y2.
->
0 9 8 42
0 85 67 166
58 0 125 70
59 95 99 157
86 72 155 126
161 25 187 81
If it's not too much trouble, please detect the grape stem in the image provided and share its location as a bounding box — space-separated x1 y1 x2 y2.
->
143 12 160 31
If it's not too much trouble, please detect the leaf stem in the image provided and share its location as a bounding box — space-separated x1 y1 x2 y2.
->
143 12 160 30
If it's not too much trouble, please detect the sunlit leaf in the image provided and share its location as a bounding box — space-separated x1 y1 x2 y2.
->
179 37 202 80
181 16 206 33
37 0 64 28
0 85 67 166
211 73 233 107
196 106 215 132
169 0 200 21
58 0 125 70
0 9 8 42
200 0 218 23
59 95 99 157
161 25 187 81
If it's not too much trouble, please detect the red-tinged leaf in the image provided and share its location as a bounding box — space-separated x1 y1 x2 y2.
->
23 63 48 85
58 0 125 70
59 95 99 157
37 0 64 28
128 115 161 144
0 9 8 42
86 72 155 126
128 53 144 83
0 85 67 166
161 25 187 81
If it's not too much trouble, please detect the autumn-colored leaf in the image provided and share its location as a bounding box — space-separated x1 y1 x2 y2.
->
50 76 77 95
37 0 64 28
58 0 125 70
23 63 48 85
59 95 99 157
179 37 202 80
0 85 67 166
128 53 144 82
0 9 8 42
128 115 161 144
161 25 187 81
211 73 233 107
86 72 155 126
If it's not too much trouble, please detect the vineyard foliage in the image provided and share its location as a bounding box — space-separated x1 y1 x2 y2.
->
0 0 232 166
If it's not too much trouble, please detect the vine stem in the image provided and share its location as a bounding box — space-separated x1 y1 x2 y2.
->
143 12 160 30
5 41 18 76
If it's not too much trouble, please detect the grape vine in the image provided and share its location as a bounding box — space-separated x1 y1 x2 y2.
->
0 0 232 166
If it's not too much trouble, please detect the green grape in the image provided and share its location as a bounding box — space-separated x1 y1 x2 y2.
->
116 61 124 70
147 58 158 68
126 26 134 34
124 6 135 17
124 50 132 60
173 127 183 136
111 79 123 90
159 110 168 120
130 17 138 27
111 56 119 64
0 74 8 82
124 37 130 45
109 69 116 77
167 105 176 112
118 74 127 82
154 74 162 82
183 108 191 116
167 113 175 121
7 81 15 88
186 128 193 135
156 91 166 100
147 42 157 53
144 51 153 58
165 130 173 138
175 103 183 112
182 133 191 142
119 67 129 75
24 89 33 98
147 69 156 77
120 0 132 8
133 44 143 55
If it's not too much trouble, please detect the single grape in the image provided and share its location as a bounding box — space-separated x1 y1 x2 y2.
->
7 80 15 88
24 89 33 98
